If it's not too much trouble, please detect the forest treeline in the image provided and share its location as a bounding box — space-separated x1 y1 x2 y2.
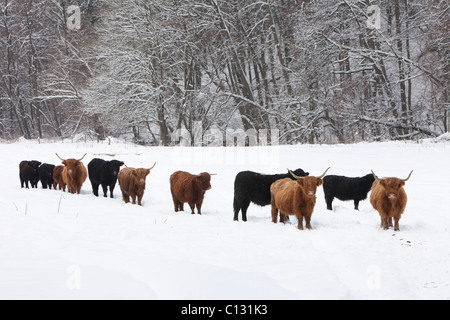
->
1 0 448 145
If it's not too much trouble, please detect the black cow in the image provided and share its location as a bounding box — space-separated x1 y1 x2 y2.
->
19 161 42 189
38 164 56 190
323 174 375 211
233 168 309 222
88 158 124 198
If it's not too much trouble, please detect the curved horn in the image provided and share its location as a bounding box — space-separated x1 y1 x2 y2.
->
56 153 66 161
371 170 385 181
316 167 331 179
77 153 87 161
401 170 414 182
148 162 157 170
371 170 379 180
288 169 304 180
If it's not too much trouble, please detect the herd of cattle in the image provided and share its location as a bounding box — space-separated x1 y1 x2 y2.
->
19 154 413 231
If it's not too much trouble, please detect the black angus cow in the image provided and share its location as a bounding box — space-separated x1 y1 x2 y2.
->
38 164 56 189
88 158 124 198
233 168 309 222
323 174 375 211
19 161 42 189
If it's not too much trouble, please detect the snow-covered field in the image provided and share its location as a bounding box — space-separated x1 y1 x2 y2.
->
0 138 449 300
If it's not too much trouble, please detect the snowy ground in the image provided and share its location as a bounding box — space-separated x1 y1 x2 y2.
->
0 138 449 300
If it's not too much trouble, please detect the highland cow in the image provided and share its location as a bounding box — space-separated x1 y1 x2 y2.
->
56 154 88 195
118 163 156 206
88 158 124 198
38 164 56 190
19 160 42 189
170 171 215 215
370 170 413 231
271 168 330 230
233 168 309 221
323 174 375 211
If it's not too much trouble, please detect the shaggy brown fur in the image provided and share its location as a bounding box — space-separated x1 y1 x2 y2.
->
370 170 413 231
170 171 213 215
53 165 66 191
56 154 88 194
271 168 330 230
118 164 156 206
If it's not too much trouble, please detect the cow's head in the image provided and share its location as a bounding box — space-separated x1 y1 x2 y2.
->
289 168 330 199
197 173 216 191
29 161 42 170
56 154 86 175
371 170 413 201
131 162 156 190
108 160 125 179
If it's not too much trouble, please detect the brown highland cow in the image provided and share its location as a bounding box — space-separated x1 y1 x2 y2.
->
271 168 330 230
56 154 88 194
118 163 156 206
170 171 215 215
370 170 413 231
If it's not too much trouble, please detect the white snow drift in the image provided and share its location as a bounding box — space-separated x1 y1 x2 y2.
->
0 138 449 300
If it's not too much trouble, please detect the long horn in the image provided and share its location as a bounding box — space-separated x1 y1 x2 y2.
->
371 170 379 180
148 162 157 170
316 167 331 179
77 153 87 161
371 170 385 181
56 153 66 161
288 169 304 180
402 170 414 182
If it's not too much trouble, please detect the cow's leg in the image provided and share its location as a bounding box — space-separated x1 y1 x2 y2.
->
271 205 279 223
325 195 334 211
279 213 286 224
241 201 251 222
354 200 360 211
109 184 115 198
233 202 241 221
381 216 389 230
122 192 130 203
131 193 137 205
101 183 108 198
172 194 180 212
297 214 304 230
394 216 401 231
188 202 196 214
91 182 99 197
137 194 143 206
304 214 312 230
196 202 202 215
233 198 250 222
388 217 394 228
